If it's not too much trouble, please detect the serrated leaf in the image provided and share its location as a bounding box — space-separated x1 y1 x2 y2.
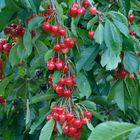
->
94 23 104 44
39 119 55 140
88 121 136 140
76 72 92 98
101 49 121 70
104 19 122 54
113 19 129 37
123 51 139 73
76 46 99 72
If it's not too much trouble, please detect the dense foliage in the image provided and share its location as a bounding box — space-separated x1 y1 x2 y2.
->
0 0 140 140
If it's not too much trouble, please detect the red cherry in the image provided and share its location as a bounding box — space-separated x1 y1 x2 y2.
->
58 28 66 36
53 84 59 90
46 114 53 120
57 107 64 114
3 43 12 53
69 126 77 133
63 64 69 73
64 90 72 97
63 38 71 45
116 69 129 78
66 77 73 87
42 23 52 32
88 31 94 38
56 85 64 96
4 27 12 35
73 119 82 128
82 118 87 124
53 44 61 52
55 60 64 70
82 0 90 8
129 74 135 80
73 3 79 8
63 126 69 133
66 112 74 121
67 40 75 48
138 70 140 75
52 106 57 113
69 7 78 17
53 112 59 120
128 14 135 22
89 7 97 15
59 77 66 85
47 61 55 70
59 114 66 124
84 111 92 119
60 43 67 49
78 7 86 15
51 25 59 33
74 133 80 139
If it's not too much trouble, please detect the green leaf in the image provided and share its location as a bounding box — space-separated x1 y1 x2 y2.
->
108 11 129 37
17 42 28 60
44 50 55 62
39 119 55 140
118 0 130 16
23 29 32 56
101 49 121 70
94 23 104 44
108 80 131 111
28 16 44 30
52 71 62 85
113 19 129 37
88 121 136 140
29 114 47 134
80 101 96 110
129 127 140 140
104 19 122 54
30 88 57 104
9 45 20 67
76 72 92 98
71 18 78 37
76 46 99 72
0 75 13 95
87 16 98 30
123 51 139 73
35 40 48 55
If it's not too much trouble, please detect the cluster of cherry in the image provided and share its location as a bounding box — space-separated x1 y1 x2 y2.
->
46 106 92 140
48 73 77 97
4 24 25 38
69 0 97 17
